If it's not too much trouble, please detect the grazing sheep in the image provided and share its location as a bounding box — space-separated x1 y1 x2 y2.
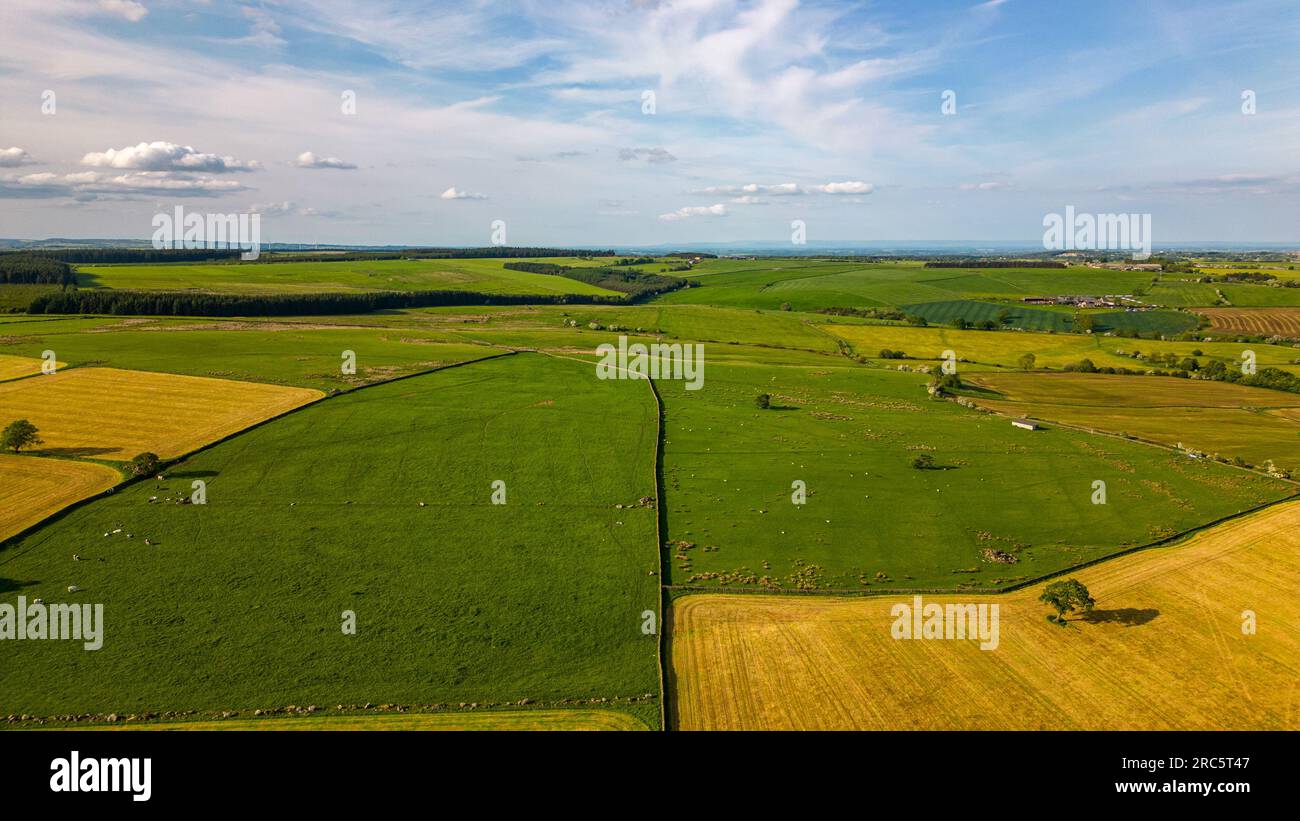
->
67 585 79 593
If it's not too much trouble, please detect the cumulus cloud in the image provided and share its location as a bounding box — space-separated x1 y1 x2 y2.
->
250 201 322 216
729 195 768 205
82 142 258 173
98 0 148 22
619 147 676 164
658 203 727 221
0 148 34 168
295 151 357 170
440 186 487 200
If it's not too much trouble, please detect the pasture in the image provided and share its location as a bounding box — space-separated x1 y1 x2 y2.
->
75 258 620 297
0 353 661 725
0 317 498 390
670 499 1300 730
0 367 322 460
966 372 1300 472
657 358 1289 591
0 455 121 543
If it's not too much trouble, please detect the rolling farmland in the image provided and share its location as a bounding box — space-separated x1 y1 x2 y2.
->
1199 307 1300 338
671 499 1300 730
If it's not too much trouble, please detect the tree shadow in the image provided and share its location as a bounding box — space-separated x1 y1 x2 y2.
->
37 447 119 458
0 577 39 594
1081 608 1160 627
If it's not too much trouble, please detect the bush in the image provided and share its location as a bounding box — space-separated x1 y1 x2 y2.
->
910 453 936 470
129 452 161 477
754 393 771 410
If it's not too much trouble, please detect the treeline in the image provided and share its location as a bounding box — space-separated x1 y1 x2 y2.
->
503 261 689 300
10 249 241 264
27 288 635 317
0 254 77 285
924 260 1066 269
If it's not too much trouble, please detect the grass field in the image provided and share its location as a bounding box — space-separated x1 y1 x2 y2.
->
0 455 121 543
966 372 1300 472
0 317 499 390
1199 307 1300 337
670 498 1300 730
82 709 648 731
0 367 322 460
0 353 661 723
658 358 1290 591
75 258 620 297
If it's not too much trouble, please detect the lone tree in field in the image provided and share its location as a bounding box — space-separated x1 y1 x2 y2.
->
754 393 771 409
1018 352 1037 370
1040 578 1096 622
129 452 161 477
910 453 936 470
2 419 42 453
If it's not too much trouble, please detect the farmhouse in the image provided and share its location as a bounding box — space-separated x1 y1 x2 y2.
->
1011 419 1039 431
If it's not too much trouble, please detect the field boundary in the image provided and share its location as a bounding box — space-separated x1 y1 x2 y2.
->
646 374 669 733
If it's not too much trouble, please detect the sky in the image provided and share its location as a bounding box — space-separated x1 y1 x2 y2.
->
0 0 1298 247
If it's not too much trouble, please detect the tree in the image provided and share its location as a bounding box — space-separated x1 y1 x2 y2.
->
129 452 161 477
1039 578 1096 620
1 419 42 453
754 393 771 409
1018 353 1037 370
910 453 936 470
1074 313 1095 333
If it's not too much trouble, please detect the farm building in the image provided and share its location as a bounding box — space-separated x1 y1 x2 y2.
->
1011 419 1039 431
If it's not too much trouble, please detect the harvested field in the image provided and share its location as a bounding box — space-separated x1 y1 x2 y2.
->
0 367 322 460
0 455 121 543
0 354 49 382
1199 307 1300 338
79 709 649 731
671 500 1300 730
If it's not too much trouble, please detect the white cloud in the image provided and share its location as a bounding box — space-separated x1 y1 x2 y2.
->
295 151 357 170
813 181 874 195
0 147 33 168
729 195 768 205
960 181 1010 191
82 142 258 173
658 203 727 221
440 186 487 200
97 0 147 22
0 170 247 199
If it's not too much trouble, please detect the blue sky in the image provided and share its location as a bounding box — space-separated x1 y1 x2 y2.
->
1 0 1297 245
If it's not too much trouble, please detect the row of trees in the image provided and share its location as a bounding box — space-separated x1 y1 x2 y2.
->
27 288 632 317
0 255 76 285
924 260 1066 269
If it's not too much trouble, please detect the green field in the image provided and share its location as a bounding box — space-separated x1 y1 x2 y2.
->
75 258 621 297
657 359 1291 591
0 353 661 723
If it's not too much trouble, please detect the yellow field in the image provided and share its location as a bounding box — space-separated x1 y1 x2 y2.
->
671 500 1300 730
0 367 322 460
967 372 1300 471
0 455 121 542
77 709 648 731
1200 307 1300 338
0 354 51 382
